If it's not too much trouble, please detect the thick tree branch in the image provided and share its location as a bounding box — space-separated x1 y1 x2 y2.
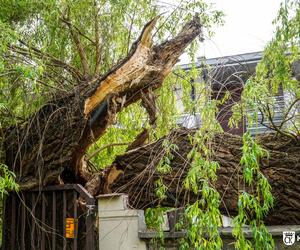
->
83 16 202 116
93 128 300 225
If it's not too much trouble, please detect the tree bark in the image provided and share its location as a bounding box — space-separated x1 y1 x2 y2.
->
96 128 300 225
3 17 203 189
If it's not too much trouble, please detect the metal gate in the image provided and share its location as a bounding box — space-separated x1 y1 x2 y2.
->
2 184 97 250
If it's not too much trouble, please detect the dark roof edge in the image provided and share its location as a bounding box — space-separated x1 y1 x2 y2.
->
179 51 263 70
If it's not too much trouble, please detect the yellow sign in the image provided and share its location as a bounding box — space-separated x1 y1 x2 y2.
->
65 217 78 238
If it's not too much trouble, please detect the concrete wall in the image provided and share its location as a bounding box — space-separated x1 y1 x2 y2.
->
98 193 147 250
97 194 300 250
140 226 300 250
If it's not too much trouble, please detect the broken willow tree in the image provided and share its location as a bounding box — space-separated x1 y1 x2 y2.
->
0 0 300 249
3 13 206 187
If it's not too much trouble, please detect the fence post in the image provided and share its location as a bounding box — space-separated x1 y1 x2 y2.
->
97 193 147 250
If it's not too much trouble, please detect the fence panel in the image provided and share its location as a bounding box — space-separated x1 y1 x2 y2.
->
2 184 97 250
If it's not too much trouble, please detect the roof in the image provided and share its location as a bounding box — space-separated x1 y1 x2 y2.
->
180 51 263 71
179 51 264 85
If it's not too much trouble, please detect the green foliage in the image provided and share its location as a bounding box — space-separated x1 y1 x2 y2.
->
145 206 167 247
233 132 274 250
230 4 300 246
88 102 146 168
153 74 181 139
232 0 300 138
229 5 300 247
155 139 176 201
0 163 18 197
179 88 223 250
0 163 18 248
145 68 224 249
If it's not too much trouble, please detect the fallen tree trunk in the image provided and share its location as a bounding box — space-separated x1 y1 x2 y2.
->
96 128 300 225
3 17 202 189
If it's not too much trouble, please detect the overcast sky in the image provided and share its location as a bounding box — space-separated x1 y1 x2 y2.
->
178 0 283 63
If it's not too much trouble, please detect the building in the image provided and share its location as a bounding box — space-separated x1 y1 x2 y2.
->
177 51 287 136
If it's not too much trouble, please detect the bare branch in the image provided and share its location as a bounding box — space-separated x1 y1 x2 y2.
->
87 142 129 160
10 42 83 81
279 98 300 128
126 6 137 54
263 101 298 140
94 1 101 77
60 18 96 45
62 16 90 78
